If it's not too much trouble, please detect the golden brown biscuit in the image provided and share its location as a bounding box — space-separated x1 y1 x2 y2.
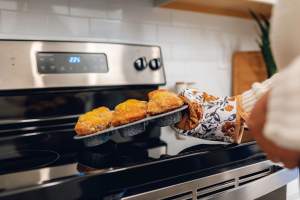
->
75 107 113 136
147 89 184 115
112 99 147 126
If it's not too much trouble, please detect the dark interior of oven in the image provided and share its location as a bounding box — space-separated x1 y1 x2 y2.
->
0 86 164 174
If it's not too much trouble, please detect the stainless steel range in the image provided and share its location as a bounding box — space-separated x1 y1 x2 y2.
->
0 40 297 200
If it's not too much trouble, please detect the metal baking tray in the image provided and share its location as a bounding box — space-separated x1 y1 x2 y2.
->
74 105 188 147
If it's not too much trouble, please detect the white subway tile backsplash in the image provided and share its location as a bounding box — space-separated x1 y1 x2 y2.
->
0 0 26 11
158 25 189 44
107 4 171 25
171 10 228 29
158 25 221 47
239 34 259 51
164 60 231 96
158 25 223 46
106 7 122 21
27 0 69 15
171 9 256 34
89 19 118 39
1 11 48 34
160 43 172 60
108 0 153 7
70 0 106 18
171 44 219 61
90 19 157 43
107 0 151 20
47 15 89 37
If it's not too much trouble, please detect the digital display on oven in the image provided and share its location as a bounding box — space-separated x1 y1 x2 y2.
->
36 52 108 74
68 56 81 64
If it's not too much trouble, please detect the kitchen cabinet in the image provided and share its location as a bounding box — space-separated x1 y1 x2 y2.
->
155 0 275 19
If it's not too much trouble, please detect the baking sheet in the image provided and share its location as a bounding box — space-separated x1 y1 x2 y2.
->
74 105 188 147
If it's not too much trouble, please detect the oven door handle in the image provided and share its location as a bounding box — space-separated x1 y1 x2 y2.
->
208 167 298 200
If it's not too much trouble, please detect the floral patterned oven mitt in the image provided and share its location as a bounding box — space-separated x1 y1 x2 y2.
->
174 88 246 144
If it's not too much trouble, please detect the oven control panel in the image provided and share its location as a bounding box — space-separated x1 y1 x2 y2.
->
0 40 166 90
37 53 108 74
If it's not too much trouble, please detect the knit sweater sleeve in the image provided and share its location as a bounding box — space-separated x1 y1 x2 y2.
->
263 57 300 150
241 75 277 114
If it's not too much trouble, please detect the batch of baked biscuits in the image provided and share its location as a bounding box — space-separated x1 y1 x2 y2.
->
75 89 185 136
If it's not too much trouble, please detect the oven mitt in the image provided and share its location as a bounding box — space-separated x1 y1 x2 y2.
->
174 88 246 144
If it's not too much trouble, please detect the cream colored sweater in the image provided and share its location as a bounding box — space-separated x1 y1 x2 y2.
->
241 0 300 150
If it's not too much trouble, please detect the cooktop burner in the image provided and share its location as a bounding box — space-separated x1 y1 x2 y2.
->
0 149 60 175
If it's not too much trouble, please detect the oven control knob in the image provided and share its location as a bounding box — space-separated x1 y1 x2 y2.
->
149 58 161 70
134 57 147 71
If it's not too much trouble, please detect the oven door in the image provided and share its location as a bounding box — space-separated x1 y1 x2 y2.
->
122 161 298 200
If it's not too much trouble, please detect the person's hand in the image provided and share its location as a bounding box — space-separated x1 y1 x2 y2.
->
174 88 243 143
248 92 300 168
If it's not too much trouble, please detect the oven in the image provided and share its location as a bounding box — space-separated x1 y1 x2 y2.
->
0 40 297 200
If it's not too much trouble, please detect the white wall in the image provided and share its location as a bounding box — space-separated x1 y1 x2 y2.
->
0 0 258 96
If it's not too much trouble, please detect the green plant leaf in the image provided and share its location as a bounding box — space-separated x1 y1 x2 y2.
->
250 10 277 78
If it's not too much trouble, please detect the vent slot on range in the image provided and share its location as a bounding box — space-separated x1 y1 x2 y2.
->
238 168 272 186
197 179 235 199
162 191 193 200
